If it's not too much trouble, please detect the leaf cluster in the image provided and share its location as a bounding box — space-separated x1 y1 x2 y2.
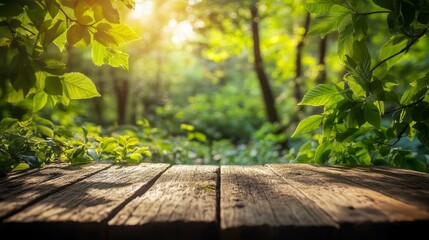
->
0 0 139 112
292 0 429 171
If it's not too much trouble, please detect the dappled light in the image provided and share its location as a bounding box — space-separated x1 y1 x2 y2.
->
0 0 429 174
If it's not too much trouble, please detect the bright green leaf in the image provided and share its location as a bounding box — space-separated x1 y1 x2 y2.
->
337 23 354 60
107 24 140 44
37 125 54 138
100 0 120 23
61 73 100 99
300 84 339 106
42 19 66 48
379 35 408 69
314 142 332 164
292 115 324 137
33 91 48 112
308 5 351 37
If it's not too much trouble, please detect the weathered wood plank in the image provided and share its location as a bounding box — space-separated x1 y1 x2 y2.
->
0 163 70 184
268 164 429 240
308 165 429 211
220 165 338 240
0 163 109 220
108 165 218 240
2 163 169 240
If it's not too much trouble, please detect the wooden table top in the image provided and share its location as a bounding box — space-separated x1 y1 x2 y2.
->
0 163 428 240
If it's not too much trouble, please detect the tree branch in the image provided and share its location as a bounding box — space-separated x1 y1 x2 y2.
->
384 97 424 115
371 26 429 73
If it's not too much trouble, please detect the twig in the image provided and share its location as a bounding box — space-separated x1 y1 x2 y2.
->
371 26 429 73
384 97 424 115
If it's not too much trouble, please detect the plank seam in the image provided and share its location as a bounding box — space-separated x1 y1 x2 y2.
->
0 164 112 222
216 166 221 237
101 164 172 225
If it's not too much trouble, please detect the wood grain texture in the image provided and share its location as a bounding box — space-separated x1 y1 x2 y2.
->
108 165 218 240
3 163 169 240
309 165 429 211
267 164 429 240
0 163 109 220
220 165 338 240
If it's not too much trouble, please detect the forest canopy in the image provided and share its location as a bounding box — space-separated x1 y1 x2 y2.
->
0 0 428 175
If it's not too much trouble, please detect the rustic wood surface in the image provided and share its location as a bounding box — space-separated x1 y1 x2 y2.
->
108 165 218 240
0 163 109 220
220 165 337 240
0 163 428 240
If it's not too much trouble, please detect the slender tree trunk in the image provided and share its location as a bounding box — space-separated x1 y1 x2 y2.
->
250 1 279 124
93 72 105 126
316 37 327 84
294 13 311 105
112 70 129 125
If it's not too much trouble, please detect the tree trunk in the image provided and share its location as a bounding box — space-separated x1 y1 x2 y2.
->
112 71 129 125
316 37 327 84
294 13 311 104
250 1 279 124
93 71 105 126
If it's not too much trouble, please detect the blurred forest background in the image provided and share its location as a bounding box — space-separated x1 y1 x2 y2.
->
1 0 428 173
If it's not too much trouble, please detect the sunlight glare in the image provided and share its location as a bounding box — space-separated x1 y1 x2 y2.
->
171 20 194 45
131 0 154 18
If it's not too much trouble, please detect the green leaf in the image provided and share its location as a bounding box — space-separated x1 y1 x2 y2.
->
108 24 140 44
0 118 18 130
42 19 66 48
9 54 37 97
337 23 354 60
46 0 60 18
314 142 332 164
43 59 66 75
306 0 336 14
352 14 367 40
100 0 120 23
299 84 339 106
410 73 429 88
416 123 429 150
292 115 324 137
91 40 107 66
26 1 47 29
0 37 11 47
33 91 48 112
53 31 67 52
12 163 30 172
61 73 100 99
352 40 371 74
107 49 129 70
94 30 118 47
45 76 63 95
308 5 351 37
67 24 84 46
127 153 142 162
373 0 394 10
180 123 195 131
37 125 54 138
91 41 129 70
336 127 368 142
363 101 381 128
378 35 408 69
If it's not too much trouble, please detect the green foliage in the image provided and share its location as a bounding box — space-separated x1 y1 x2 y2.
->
294 0 429 171
0 0 138 111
